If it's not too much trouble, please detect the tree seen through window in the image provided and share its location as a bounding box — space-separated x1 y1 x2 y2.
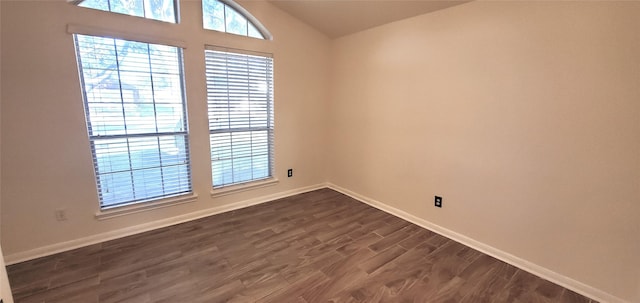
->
78 0 177 23
202 0 264 39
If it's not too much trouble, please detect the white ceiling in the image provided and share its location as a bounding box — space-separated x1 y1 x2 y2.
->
268 0 470 39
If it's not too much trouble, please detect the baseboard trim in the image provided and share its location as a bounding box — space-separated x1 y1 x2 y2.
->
5 183 327 265
326 182 628 303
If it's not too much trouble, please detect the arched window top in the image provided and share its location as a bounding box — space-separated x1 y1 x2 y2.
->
202 0 272 40
73 0 178 23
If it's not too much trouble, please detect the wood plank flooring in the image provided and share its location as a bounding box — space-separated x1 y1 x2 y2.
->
7 189 597 303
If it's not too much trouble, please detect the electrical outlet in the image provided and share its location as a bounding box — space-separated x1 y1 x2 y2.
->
434 196 443 208
55 209 68 221
287 169 293 178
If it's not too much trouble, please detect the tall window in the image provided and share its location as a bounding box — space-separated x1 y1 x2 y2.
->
205 47 274 187
74 34 191 209
76 0 178 23
202 0 267 39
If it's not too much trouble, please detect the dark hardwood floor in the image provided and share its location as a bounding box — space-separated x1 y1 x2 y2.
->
8 189 596 303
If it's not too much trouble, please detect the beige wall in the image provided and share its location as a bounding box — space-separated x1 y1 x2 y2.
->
328 1 639 302
0 0 329 256
0 2 13 301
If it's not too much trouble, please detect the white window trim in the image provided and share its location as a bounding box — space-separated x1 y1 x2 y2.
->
96 193 198 220
67 24 187 49
210 178 279 198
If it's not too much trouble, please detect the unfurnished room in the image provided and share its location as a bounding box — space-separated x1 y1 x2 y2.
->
0 0 638 302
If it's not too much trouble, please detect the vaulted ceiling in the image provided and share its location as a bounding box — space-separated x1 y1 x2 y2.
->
268 0 470 38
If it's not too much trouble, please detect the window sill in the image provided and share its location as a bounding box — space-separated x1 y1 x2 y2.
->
210 178 279 198
95 193 198 220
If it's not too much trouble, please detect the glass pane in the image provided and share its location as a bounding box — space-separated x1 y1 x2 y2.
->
99 171 135 206
209 130 270 187
232 156 253 183
252 154 269 179
152 74 184 104
159 135 189 163
164 163 191 193
92 135 190 207
78 0 176 23
78 0 109 11
210 133 232 162
118 71 153 104
143 0 176 23
87 103 126 136
248 23 263 39
212 158 233 187
110 0 145 18
132 167 163 198
122 104 155 135
202 0 225 32
77 36 117 70
156 103 185 133
128 137 161 170
94 138 131 174
116 40 151 73
225 4 248 36
149 45 179 74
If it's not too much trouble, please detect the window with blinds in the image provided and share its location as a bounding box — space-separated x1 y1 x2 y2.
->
74 34 192 209
205 47 274 188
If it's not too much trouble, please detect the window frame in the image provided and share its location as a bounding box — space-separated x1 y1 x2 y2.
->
72 29 194 211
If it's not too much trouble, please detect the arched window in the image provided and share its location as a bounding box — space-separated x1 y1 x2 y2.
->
202 0 271 40
201 1 275 190
74 0 178 23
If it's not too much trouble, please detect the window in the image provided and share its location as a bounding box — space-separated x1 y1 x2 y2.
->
205 47 274 187
75 0 178 23
202 0 268 39
74 34 191 209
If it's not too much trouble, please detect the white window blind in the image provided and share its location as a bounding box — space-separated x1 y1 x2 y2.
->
205 47 274 187
74 34 192 209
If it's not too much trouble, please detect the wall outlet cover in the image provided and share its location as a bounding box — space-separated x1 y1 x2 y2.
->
435 196 443 208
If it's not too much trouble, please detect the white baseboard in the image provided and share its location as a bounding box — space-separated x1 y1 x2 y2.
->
5 183 327 265
326 183 628 303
